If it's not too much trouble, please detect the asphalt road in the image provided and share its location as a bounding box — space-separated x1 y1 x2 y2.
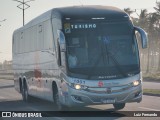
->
143 81 160 89
0 79 159 120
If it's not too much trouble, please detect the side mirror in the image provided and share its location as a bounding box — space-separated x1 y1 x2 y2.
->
57 30 66 52
134 26 148 49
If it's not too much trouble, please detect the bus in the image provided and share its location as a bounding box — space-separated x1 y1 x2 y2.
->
13 5 148 110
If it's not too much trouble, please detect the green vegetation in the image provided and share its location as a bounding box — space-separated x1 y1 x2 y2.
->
143 73 160 81
124 2 160 73
143 89 160 95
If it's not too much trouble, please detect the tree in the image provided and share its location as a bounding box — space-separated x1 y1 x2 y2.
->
124 1 160 73
152 2 160 71
124 8 135 16
154 1 160 14
137 9 149 31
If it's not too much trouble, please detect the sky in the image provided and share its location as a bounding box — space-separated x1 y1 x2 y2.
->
0 0 158 62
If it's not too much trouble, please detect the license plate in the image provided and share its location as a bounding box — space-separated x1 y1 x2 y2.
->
101 99 115 104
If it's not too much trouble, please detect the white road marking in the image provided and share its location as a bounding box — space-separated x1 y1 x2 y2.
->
139 107 160 111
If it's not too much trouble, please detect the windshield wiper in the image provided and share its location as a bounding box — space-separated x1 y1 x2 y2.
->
87 38 128 79
104 44 128 77
87 47 104 79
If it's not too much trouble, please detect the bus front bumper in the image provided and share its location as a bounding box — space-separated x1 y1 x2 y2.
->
60 84 142 107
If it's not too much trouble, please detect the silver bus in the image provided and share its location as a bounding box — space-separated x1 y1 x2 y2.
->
13 6 148 110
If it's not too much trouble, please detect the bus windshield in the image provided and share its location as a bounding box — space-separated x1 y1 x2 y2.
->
64 21 140 79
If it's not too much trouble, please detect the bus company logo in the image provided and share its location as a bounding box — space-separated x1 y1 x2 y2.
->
64 23 71 33
71 23 96 29
98 81 104 87
106 87 112 94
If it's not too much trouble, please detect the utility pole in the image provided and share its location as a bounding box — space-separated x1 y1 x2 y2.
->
0 19 6 27
13 0 35 26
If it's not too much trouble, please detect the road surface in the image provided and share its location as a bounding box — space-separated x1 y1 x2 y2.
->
143 81 160 89
0 79 159 120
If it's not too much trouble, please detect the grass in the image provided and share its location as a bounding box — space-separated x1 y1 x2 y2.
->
143 73 160 81
143 89 160 95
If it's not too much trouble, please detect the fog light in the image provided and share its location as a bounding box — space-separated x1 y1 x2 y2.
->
74 95 82 101
71 95 83 102
135 92 141 97
74 84 81 90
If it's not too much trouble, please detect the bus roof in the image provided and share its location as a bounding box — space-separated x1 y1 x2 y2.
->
14 5 129 33
53 5 128 20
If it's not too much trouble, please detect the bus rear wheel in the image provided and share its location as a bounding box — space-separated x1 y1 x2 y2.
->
113 103 125 110
22 81 32 102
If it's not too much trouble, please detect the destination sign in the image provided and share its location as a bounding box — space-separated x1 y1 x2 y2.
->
64 23 96 33
71 23 96 29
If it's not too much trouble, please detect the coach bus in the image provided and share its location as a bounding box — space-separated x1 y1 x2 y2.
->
13 6 148 110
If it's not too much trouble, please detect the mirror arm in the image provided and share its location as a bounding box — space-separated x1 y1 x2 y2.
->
134 26 148 49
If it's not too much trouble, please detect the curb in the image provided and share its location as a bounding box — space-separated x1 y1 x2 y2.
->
143 93 160 97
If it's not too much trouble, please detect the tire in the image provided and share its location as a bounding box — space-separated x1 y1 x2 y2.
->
113 103 125 110
19 79 22 93
54 91 68 111
22 81 32 102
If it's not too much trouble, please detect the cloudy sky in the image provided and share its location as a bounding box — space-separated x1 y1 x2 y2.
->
0 0 158 62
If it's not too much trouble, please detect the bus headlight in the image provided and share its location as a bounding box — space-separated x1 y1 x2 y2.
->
132 80 141 86
74 84 81 90
68 83 87 90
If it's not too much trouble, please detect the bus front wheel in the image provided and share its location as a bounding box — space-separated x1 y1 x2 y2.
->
54 91 69 111
113 103 125 110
